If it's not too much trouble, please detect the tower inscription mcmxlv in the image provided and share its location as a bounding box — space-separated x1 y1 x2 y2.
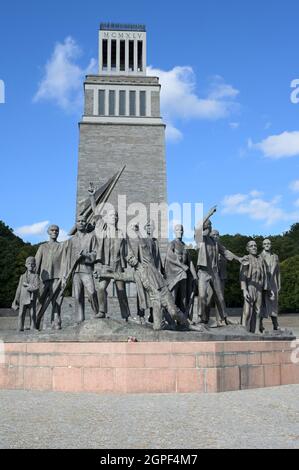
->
77 23 168 243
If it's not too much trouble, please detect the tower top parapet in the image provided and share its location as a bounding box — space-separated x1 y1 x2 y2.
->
99 21 147 76
100 23 146 32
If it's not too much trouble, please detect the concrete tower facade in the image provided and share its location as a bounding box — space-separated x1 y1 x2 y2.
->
77 23 167 243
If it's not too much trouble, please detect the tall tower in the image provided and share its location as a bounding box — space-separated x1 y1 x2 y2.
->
77 22 167 243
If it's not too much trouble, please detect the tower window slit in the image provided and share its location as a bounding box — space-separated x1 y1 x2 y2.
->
140 91 146 116
119 90 126 116
99 90 105 115
120 40 125 71
129 40 134 71
138 41 143 72
109 90 115 115
129 91 136 116
111 40 117 70
102 40 108 70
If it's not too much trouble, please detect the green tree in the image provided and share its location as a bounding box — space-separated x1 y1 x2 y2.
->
0 221 38 307
279 255 299 313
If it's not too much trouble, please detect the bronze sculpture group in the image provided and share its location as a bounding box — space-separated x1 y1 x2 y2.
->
12 184 281 336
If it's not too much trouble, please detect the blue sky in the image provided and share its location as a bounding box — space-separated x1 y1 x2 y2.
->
1 0 299 243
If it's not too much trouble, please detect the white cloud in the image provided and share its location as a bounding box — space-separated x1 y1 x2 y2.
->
148 66 240 142
290 180 299 192
34 36 96 113
208 77 239 100
14 221 69 242
229 122 240 130
294 198 299 208
221 193 248 209
247 138 254 150
250 131 299 159
222 191 299 226
15 221 50 237
165 123 183 142
249 190 264 198
58 229 69 242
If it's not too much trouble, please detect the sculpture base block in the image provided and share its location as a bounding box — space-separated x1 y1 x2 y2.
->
0 318 295 343
1 340 298 394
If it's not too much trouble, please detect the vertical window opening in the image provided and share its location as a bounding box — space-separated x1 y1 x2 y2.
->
102 40 108 70
138 41 143 72
129 40 134 71
140 91 146 116
119 91 126 116
99 90 105 115
111 40 117 70
120 40 125 71
129 91 136 116
109 90 115 115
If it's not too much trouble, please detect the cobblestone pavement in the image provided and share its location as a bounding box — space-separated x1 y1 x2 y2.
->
0 386 299 449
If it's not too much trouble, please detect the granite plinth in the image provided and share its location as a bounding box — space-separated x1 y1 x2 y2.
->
0 339 298 394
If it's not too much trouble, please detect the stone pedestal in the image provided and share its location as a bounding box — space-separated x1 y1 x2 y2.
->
1 340 298 394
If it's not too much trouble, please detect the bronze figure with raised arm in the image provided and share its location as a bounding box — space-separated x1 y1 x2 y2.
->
194 206 243 327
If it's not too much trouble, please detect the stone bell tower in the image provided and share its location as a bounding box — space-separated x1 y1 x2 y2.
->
77 22 168 243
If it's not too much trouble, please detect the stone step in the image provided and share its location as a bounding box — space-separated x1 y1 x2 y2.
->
0 308 17 318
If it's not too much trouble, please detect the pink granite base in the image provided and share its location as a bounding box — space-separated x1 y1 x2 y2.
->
0 341 298 393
